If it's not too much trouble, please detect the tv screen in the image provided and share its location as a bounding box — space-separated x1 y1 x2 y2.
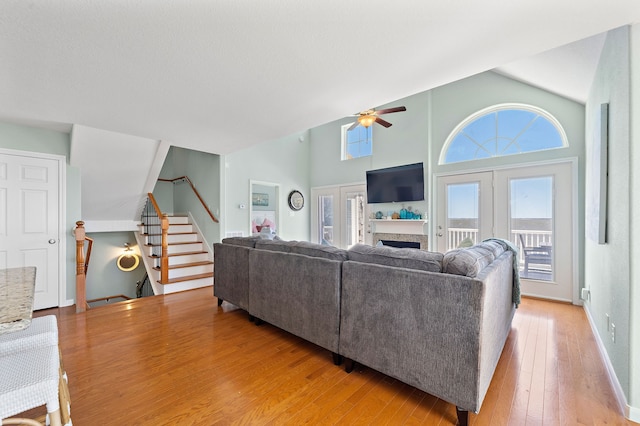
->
366 162 424 204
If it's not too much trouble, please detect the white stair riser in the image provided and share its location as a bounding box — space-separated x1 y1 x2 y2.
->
161 277 213 294
144 233 198 244
168 216 190 225
167 253 210 266
167 264 213 279
140 223 193 233
145 242 203 256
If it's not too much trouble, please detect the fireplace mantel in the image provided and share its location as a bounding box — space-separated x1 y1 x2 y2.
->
370 219 428 235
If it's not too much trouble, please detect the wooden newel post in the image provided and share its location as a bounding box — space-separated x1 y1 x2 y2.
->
161 214 169 284
74 221 87 313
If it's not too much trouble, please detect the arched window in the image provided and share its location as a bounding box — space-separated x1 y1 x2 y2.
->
440 104 567 164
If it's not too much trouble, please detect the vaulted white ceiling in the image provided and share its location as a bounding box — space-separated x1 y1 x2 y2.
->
1 1 639 155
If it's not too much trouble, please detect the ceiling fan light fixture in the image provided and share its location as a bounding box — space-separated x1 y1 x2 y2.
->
358 114 376 127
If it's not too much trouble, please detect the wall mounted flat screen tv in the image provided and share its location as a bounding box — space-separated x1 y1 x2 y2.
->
366 162 425 204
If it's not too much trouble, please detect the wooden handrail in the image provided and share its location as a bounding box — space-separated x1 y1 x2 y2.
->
84 236 94 276
147 191 163 219
157 176 219 223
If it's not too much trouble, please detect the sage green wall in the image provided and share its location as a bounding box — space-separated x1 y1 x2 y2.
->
85 231 144 300
630 24 640 416
153 147 175 215
584 25 636 413
309 92 430 216
223 131 310 241
159 146 221 250
0 121 80 305
307 71 585 258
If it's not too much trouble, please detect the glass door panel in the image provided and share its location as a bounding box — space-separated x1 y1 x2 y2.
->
436 172 493 253
447 183 480 251
341 186 367 249
318 194 335 245
510 176 554 281
494 161 574 301
311 184 368 249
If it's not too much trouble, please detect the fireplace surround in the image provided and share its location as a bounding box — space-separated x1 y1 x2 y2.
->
372 232 429 250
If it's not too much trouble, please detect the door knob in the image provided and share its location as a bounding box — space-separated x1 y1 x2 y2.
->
48 239 56 244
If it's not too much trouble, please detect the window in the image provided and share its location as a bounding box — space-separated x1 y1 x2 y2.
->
440 104 567 164
341 123 372 160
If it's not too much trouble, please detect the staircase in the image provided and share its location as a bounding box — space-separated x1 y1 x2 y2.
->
135 215 214 295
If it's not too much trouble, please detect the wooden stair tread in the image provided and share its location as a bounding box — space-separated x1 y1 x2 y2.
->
153 261 213 271
159 272 213 285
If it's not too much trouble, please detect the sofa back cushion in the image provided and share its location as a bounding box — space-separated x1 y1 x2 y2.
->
288 241 348 261
221 236 261 248
255 239 348 261
443 241 505 277
347 244 443 272
255 239 292 253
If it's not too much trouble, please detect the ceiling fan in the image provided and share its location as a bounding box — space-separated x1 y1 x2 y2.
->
348 106 407 131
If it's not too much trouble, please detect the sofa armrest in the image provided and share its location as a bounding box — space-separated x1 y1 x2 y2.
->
339 252 514 413
213 243 251 310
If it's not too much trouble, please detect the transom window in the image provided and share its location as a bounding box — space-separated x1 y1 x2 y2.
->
441 104 567 164
341 124 372 160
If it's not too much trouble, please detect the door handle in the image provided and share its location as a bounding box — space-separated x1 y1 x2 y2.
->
48 239 56 244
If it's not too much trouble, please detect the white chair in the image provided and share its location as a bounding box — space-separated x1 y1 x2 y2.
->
0 316 58 357
0 345 62 426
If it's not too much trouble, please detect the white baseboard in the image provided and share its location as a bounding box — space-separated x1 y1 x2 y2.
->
583 305 640 423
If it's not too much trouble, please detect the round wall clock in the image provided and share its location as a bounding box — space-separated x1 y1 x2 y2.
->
288 190 304 211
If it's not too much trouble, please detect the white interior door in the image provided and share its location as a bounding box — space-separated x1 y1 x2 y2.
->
436 161 575 302
0 151 61 309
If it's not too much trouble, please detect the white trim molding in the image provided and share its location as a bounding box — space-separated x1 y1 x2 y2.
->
583 304 639 422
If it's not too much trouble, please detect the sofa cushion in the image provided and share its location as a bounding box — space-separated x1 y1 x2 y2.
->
443 245 496 277
255 239 293 253
288 241 348 262
347 244 443 273
221 236 260 248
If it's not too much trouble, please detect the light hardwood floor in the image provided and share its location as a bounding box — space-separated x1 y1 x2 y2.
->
26 287 634 425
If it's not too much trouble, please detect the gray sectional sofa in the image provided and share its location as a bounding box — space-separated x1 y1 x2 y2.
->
213 237 517 425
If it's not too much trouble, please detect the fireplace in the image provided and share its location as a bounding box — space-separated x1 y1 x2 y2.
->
373 232 429 251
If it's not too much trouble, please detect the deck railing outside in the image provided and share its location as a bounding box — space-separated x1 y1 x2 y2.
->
447 227 553 271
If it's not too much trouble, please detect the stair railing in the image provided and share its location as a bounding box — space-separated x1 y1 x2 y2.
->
142 193 169 284
74 221 93 313
157 176 219 223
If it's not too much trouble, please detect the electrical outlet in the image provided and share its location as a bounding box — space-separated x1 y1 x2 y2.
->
581 288 590 301
611 323 616 343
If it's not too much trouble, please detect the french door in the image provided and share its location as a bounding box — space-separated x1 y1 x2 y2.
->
436 161 575 302
311 184 369 249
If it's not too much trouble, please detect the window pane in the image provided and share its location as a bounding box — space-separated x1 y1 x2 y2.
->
318 195 334 245
447 183 479 250
510 176 554 281
344 190 365 248
442 105 566 164
342 124 372 160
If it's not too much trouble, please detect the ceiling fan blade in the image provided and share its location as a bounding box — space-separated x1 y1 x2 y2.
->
347 121 360 131
375 117 393 128
375 106 406 115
